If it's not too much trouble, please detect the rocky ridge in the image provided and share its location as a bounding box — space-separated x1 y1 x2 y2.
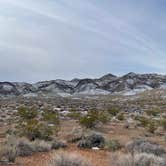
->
1 73 166 97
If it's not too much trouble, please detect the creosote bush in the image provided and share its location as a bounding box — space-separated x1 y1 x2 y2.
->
146 109 161 117
16 106 60 141
105 139 122 151
160 119 166 130
17 106 38 120
135 116 150 127
147 120 157 133
116 113 125 121
79 110 110 129
107 107 120 116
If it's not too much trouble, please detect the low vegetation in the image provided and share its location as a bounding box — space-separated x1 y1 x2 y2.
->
48 152 91 166
15 106 60 141
105 139 122 151
112 153 166 166
79 110 110 129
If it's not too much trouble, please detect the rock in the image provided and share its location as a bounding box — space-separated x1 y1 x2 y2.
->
92 147 100 150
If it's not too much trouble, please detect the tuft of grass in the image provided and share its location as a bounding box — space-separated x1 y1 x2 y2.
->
48 152 92 166
112 153 166 166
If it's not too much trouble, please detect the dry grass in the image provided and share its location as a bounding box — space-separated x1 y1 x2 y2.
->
111 152 166 166
48 152 92 166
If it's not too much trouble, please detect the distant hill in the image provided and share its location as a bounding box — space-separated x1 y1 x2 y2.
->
1 73 166 97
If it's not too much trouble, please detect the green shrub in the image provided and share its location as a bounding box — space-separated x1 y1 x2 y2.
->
117 113 125 121
146 109 161 117
107 107 120 116
16 107 60 141
79 112 97 129
79 110 110 129
160 119 166 130
67 112 82 120
105 139 122 151
42 111 60 125
136 116 149 127
147 121 157 133
98 111 110 124
17 106 38 120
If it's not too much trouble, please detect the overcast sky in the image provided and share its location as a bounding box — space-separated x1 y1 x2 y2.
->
0 0 166 82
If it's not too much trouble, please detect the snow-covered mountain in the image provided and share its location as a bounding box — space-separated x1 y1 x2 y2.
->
1 73 166 97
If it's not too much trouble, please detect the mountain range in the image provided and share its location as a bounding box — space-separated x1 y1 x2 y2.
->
1 72 166 97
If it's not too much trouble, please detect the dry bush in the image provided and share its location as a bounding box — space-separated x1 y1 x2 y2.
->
4 136 18 162
0 136 18 163
112 153 166 166
0 145 18 163
32 140 52 152
126 138 166 156
18 137 67 156
17 138 35 156
48 152 92 166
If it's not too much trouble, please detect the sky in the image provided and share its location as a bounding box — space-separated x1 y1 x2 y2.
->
0 0 166 82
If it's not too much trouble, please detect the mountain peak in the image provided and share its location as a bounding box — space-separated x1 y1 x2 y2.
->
99 73 117 80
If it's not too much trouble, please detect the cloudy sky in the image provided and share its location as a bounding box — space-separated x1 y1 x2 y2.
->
0 0 166 82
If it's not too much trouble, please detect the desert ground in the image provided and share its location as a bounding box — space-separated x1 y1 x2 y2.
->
0 92 166 166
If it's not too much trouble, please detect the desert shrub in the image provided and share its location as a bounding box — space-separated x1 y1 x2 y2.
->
79 111 98 129
67 128 84 143
20 119 41 140
17 106 38 120
19 121 55 141
147 120 157 133
126 138 166 156
0 136 18 163
146 109 161 117
17 138 35 156
0 145 18 163
116 113 125 121
105 139 122 151
16 107 59 141
107 107 120 116
51 141 67 150
78 134 105 149
98 111 110 124
18 138 53 156
48 152 91 166
32 140 52 152
36 123 55 141
112 153 166 166
67 112 82 120
79 110 109 129
160 119 166 130
4 136 18 162
42 111 60 125
136 116 149 127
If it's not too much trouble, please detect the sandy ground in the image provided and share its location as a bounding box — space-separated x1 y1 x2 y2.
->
0 120 166 166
